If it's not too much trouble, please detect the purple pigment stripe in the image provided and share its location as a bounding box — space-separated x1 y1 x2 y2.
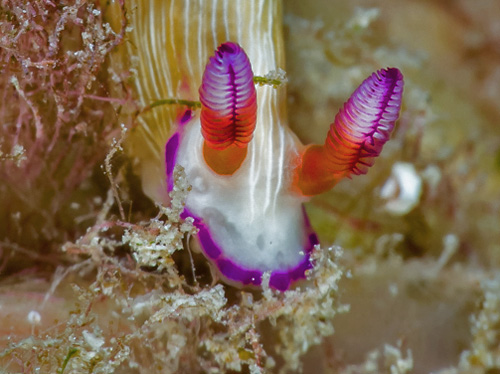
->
165 132 180 192
179 109 193 125
182 206 318 291
165 109 194 192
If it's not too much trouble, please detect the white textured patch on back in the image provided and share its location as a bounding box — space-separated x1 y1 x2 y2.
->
177 85 309 271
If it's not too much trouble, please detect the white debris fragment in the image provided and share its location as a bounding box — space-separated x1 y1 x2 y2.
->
82 330 105 351
384 343 414 374
380 162 422 215
264 68 288 84
421 164 442 196
434 233 459 272
27 310 41 325
347 7 380 30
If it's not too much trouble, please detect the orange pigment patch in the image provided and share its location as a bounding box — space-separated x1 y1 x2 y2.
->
203 141 248 175
295 145 339 196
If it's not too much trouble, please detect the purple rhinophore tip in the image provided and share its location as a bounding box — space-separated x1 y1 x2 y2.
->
324 67 404 177
199 42 257 150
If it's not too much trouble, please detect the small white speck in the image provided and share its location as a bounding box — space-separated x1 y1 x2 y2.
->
389 283 399 296
27 310 41 325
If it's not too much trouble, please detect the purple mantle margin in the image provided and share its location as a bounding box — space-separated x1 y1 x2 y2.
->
180 207 318 291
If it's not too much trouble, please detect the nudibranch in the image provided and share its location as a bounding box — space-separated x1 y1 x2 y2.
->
167 43 403 290
117 0 403 290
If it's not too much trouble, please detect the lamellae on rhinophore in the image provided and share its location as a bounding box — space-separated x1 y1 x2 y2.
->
324 68 404 178
199 42 257 150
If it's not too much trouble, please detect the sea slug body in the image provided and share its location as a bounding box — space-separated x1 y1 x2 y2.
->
120 0 403 291
166 42 403 291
